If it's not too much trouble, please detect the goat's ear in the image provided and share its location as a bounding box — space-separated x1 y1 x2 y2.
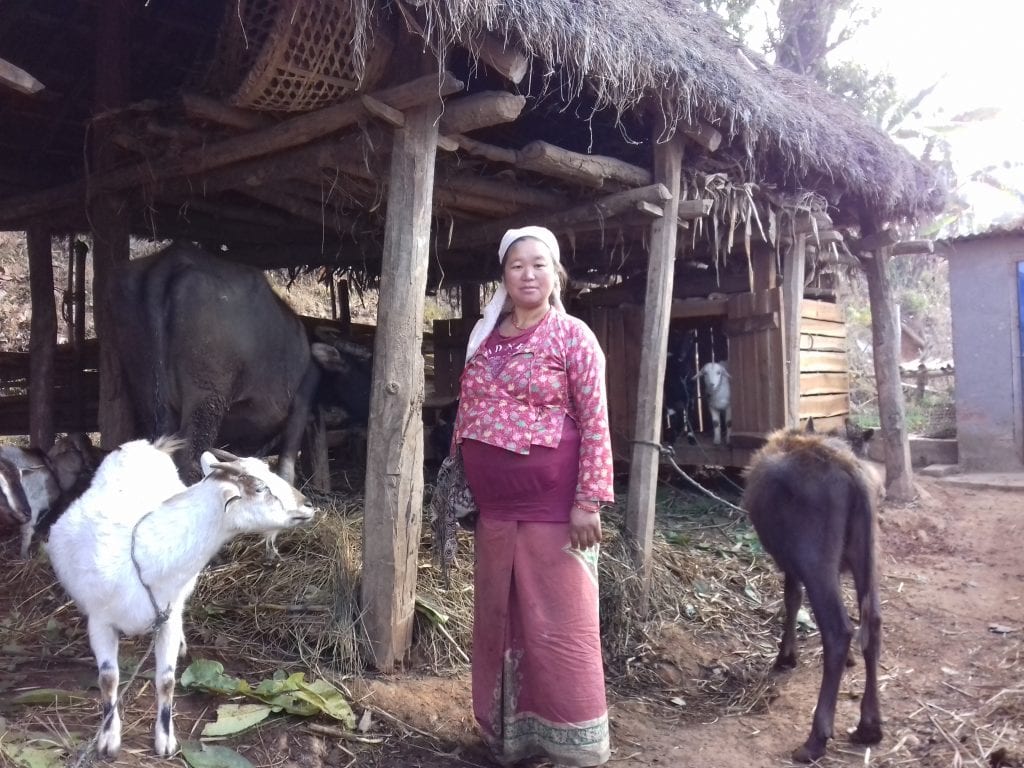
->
805 417 816 434
722 367 731 378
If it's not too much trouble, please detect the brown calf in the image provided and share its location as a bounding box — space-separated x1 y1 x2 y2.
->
743 422 883 762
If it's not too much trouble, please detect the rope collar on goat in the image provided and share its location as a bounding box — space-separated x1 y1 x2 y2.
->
130 510 171 630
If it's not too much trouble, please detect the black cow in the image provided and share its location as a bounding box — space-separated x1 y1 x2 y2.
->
109 243 371 485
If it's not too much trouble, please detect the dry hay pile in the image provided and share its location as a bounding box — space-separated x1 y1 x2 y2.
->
0 484 788 726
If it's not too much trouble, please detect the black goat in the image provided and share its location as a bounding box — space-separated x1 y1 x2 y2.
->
742 420 883 762
663 329 698 446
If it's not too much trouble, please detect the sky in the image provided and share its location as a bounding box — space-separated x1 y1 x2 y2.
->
830 0 1024 229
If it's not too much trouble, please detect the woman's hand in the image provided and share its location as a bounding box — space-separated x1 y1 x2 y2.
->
569 504 603 549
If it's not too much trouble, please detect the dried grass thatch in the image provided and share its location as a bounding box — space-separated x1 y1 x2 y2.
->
386 0 943 222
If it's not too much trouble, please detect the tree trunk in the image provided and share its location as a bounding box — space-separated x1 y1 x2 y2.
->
863 246 915 500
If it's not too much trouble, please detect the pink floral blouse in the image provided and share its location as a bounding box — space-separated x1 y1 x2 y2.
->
454 310 615 504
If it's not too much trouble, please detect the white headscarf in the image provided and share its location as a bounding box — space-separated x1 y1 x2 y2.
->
464 226 566 363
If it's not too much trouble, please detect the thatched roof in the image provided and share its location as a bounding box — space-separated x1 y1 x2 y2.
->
404 0 944 223
0 0 943 275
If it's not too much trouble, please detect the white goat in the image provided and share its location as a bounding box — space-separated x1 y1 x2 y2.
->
47 438 315 758
698 361 732 445
0 434 101 558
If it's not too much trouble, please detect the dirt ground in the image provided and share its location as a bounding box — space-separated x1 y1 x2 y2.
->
2 474 1022 768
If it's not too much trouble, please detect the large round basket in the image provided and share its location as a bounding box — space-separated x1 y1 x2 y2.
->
206 0 394 113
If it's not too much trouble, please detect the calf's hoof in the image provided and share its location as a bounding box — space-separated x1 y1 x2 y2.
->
791 738 826 764
773 651 798 671
850 721 883 746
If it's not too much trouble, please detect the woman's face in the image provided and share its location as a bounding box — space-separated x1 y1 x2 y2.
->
502 238 555 310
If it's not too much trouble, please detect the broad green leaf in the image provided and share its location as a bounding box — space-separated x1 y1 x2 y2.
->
201 704 273 737
415 596 449 626
11 689 90 706
181 660 250 696
0 742 64 768
181 660 355 729
181 741 254 768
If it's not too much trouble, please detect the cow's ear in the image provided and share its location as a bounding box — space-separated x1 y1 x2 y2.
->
311 342 350 373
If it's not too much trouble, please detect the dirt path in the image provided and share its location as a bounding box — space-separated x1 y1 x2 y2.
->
613 476 1024 767
2 476 1021 768
351 475 1024 767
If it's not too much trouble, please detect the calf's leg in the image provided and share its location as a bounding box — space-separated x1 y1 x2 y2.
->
88 621 122 757
792 575 853 763
774 573 802 670
850 581 883 746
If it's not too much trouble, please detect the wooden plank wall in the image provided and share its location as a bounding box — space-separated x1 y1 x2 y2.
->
798 298 850 432
583 305 643 463
726 288 785 438
430 317 478 400
0 339 100 435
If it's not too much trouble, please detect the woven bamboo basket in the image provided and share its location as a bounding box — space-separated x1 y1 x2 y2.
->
207 0 394 113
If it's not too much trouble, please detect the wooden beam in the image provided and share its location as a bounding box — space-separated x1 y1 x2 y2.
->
181 92 270 131
892 238 934 256
27 227 56 448
677 198 713 220
361 95 441 672
852 227 899 254
517 140 652 189
432 188 514 217
436 134 459 152
635 201 664 217
476 33 529 83
92 0 135 449
440 173 568 210
450 183 672 250
361 95 405 128
790 210 834 237
625 126 684 600
240 187 359 231
446 133 518 165
862 237 914 500
0 72 464 225
782 236 807 428
680 120 722 152
439 91 525 134
0 56 45 95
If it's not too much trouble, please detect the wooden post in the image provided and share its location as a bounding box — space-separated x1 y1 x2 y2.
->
624 128 684 597
336 279 351 330
27 226 56 448
862 242 915 500
70 239 88 428
361 96 441 671
462 281 481 319
782 235 807 427
301 408 331 491
91 0 134 449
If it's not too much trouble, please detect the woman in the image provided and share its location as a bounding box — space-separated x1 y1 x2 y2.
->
453 226 615 767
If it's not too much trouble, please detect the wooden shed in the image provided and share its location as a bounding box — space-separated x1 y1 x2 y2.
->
0 0 943 668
